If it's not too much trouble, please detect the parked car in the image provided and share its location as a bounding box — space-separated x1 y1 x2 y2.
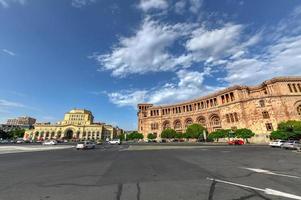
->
16 138 24 144
228 139 244 145
269 139 286 148
108 139 121 145
96 140 103 145
282 140 300 150
76 141 95 150
0 139 9 144
42 140 58 145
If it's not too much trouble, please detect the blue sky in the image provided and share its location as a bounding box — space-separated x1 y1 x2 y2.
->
1 0 301 130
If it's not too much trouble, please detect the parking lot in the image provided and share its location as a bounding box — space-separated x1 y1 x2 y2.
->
0 144 300 200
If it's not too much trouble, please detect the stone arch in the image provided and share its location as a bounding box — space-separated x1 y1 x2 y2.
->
50 131 55 139
162 120 171 130
209 114 221 127
294 101 301 117
297 105 301 116
45 131 50 139
184 118 193 128
35 131 39 138
64 128 75 139
57 131 62 139
173 119 182 130
196 116 206 127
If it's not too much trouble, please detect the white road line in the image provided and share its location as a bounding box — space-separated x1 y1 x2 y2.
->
241 167 300 179
207 177 301 200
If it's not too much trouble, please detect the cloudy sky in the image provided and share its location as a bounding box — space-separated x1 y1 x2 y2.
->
1 0 301 130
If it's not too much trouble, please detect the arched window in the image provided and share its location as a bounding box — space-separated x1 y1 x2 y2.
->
174 120 182 130
210 115 221 127
197 116 206 126
297 105 301 116
185 118 193 128
162 121 170 130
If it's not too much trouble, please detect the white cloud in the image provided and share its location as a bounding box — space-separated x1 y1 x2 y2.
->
174 0 186 14
106 68 220 108
189 0 203 14
0 0 26 8
71 0 96 8
221 7 301 85
186 24 243 58
224 34 301 85
0 99 25 108
2 49 16 56
138 0 168 12
94 18 196 77
107 90 148 108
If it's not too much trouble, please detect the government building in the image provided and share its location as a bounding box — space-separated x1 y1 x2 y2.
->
137 77 301 143
24 109 123 141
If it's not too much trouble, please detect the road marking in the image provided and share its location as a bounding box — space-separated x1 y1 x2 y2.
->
241 167 300 179
207 177 301 200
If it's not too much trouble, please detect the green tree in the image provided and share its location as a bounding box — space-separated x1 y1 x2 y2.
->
0 130 9 139
271 120 301 140
208 130 227 142
185 124 206 139
118 133 125 141
127 131 144 140
270 130 288 140
161 128 176 139
9 129 25 139
175 132 183 139
235 128 255 143
147 133 156 140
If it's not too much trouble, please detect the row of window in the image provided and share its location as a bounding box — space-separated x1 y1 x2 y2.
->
225 113 239 123
221 92 235 104
149 93 236 117
288 83 301 93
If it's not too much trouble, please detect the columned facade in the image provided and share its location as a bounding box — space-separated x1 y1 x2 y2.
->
138 77 301 143
24 109 118 141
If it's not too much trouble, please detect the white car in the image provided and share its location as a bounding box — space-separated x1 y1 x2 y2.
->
76 141 95 150
269 140 286 148
108 139 121 145
282 140 300 150
42 140 57 145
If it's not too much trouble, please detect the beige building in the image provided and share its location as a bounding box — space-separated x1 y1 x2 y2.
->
7 116 36 126
137 76 301 143
24 109 121 141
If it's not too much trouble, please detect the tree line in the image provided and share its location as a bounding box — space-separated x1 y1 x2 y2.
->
0 129 25 139
270 120 301 140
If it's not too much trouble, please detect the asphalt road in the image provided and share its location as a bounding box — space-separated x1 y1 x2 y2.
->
0 144 300 200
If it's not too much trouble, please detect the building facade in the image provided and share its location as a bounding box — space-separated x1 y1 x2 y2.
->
6 117 36 126
0 116 36 133
24 109 121 141
137 77 301 143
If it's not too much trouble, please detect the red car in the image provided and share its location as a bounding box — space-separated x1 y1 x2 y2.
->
228 139 244 145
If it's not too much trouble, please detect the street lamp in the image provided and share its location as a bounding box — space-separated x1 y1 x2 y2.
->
228 130 234 141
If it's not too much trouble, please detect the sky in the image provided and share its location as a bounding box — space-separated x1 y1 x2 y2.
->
1 0 301 130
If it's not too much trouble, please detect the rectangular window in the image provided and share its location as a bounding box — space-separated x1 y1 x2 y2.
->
262 111 270 119
226 114 230 123
230 113 234 122
288 84 293 93
293 84 298 93
265 123 273 131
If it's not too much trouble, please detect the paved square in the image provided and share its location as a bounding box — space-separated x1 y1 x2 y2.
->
0 144 300 200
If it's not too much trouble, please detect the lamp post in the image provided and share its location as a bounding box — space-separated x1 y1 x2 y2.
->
228 130 234 141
